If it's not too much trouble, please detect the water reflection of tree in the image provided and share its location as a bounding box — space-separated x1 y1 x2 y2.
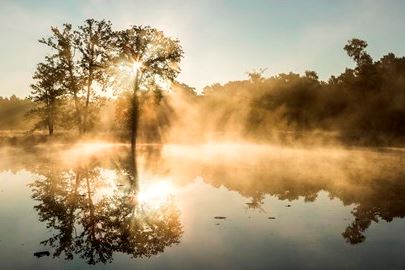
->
16 145 405 246
29 151 182 265
188 150 405 245
245 194 265 213
341 174 405 244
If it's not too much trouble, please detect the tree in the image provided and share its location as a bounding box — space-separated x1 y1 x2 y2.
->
344 38 373 75
38 20 116 135
111 26 183 154
247 68 267 83
29 55 65 135
74 19 113 133
304 70 318 80
40 24 84 134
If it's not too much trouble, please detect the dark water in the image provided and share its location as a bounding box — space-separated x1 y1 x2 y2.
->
1 143 405 270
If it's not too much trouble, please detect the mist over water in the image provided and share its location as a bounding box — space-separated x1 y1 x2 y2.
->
1 142 405 269
0 4 405 270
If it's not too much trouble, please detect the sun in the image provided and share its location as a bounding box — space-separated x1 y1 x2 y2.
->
117 60 143 75
131 61 142 73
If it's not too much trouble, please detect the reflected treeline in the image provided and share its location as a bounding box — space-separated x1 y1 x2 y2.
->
161 145 405 245
28 147 182 264
2 144 405 248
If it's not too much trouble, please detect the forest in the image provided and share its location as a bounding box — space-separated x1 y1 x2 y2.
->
1 19 405 147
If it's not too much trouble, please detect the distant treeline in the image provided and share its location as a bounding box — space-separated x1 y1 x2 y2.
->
1 38 405 146
0 95 35 130
169 39 405 145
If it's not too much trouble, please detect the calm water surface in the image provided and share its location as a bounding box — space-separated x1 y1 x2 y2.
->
0 143 405 270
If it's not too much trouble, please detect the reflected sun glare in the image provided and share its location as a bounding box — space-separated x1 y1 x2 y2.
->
137 180 175 208
94 169 176 210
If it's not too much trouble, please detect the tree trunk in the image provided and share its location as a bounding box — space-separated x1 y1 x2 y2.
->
73 92 83 135
130 95 139 154
49 119 54 136
130 70 140 156
49 102 55 136
68 58 83 135
46 98 54 136
128 149 138 192
83 36 95 134
83 71 93 134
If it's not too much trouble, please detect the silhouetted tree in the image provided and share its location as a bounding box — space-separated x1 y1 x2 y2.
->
40 24 84 133
24 27 405 146
344 38 373 69
74 19 113 133
29 56 65 135
110 26 183 153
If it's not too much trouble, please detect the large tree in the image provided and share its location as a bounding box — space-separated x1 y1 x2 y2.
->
111 26 183 153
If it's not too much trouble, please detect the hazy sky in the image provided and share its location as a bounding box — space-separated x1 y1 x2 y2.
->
1 0 405 97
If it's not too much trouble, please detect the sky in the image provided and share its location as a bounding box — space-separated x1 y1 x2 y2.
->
1 0 405 97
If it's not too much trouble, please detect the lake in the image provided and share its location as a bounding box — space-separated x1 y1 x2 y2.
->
0 143 405 270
